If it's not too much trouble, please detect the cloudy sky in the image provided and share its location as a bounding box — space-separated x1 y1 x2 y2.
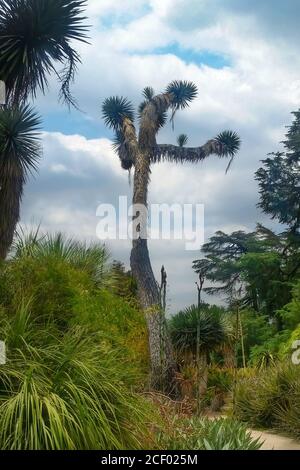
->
21 0 300 312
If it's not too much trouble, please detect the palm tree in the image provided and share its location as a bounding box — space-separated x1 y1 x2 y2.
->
102 81 241 392
169 304 233 396
0 0 89 106
0 105 41 259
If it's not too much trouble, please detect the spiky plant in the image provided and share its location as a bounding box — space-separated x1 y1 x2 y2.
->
102 80 241 394
169 304 233 356
177 134 188 148
0 306 152 450
0 0 89 106
0 105 41 259
169 304 233 396
12 231 111 287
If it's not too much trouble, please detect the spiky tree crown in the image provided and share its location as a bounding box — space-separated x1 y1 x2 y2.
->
102 81 240 172
166 80 198 110
0 0 89 105
170 304 232 354
102 96 134 131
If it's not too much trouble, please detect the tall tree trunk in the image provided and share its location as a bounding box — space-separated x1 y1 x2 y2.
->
198 352 208 397
0 173 22 259
130 148 177 395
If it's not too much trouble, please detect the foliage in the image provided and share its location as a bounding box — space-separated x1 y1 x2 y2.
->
0 0 89 105
235 309 275 364
0 308 151 449
0 233 151 449
234 362 300 438
102 96 135 131
169 304 233 356
193 227 300 321
111 261 138 306
249 331 290 367
166 80 198 110
207 366 234 392
0 105 41 177
157 416 262 450
0 106 42 259
278 280 300 330
256 110 300 231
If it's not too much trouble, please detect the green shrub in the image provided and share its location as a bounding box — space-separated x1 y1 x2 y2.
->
157 416 262 450
278 280 300 330
234 362 300 438
0 233 151 449
208 366 234 391
0 310 152 449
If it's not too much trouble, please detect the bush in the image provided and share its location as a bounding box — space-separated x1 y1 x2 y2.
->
0 233 151 449
234 362 300 438
278 280 300 330
157 416 262 450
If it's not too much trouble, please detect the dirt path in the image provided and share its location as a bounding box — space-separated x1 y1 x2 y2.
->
250 429 300 450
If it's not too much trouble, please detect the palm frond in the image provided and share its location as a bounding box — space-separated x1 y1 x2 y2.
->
102 96 134 131
177 134 188 147
0 0 89 105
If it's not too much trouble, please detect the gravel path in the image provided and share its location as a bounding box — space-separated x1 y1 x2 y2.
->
250 430 300 450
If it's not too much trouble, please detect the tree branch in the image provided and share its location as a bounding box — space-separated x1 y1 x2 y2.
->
151 139 224 163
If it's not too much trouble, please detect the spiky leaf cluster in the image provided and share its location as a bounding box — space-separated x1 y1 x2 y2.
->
102 96 134 132
0 105 41 179
0 0 89 105
166 80 198 110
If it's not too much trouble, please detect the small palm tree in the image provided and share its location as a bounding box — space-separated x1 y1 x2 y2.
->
0 0 89 106
0 105 41 259
102 81 240 393
170 304 233 396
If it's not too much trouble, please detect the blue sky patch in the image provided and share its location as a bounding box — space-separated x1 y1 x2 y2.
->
145 43 231 69
100 4 152 30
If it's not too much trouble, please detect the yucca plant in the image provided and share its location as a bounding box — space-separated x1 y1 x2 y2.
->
102 81 241 394
170 304 233 396
0 105 41 259
0 0 89 106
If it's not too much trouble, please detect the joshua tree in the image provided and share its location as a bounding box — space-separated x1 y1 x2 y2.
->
102 81 240 392
0 0 89 259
